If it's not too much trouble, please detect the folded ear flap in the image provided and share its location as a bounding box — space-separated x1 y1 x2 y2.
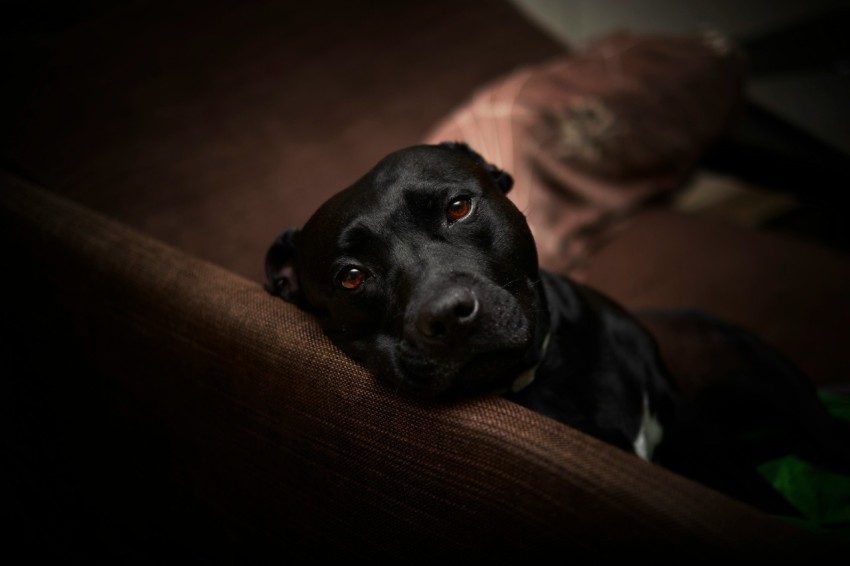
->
264 228 303 304
438 141 514 194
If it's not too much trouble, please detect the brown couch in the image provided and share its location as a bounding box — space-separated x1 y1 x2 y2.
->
3 0 849 560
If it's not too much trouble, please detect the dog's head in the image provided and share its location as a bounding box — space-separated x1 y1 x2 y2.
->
266 142 545 397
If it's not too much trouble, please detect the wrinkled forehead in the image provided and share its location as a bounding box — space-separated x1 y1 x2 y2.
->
299 146 490 252
370 146 483 190
297 146 501 276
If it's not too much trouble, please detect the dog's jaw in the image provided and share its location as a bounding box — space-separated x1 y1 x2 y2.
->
375 280 539 398
355 287 545 398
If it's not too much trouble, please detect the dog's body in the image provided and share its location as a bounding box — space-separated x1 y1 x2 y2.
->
266 142 850 515
505 270 675 461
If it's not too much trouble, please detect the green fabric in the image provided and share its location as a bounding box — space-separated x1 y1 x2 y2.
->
756 391 850 541
821 390 850 422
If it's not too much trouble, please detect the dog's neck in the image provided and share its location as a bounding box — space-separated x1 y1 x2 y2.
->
510 277 552 393
511 332 551 393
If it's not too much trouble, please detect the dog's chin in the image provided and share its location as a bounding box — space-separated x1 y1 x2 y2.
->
371 339 534 399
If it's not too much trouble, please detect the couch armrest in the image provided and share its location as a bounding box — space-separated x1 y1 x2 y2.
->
1 172 835 559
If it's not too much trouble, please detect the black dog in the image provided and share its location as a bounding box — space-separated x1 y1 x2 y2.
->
266 142 850 515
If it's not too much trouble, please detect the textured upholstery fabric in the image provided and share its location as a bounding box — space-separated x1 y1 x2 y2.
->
2 173 838 559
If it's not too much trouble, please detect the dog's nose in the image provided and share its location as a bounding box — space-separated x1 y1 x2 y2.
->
415 287 479 342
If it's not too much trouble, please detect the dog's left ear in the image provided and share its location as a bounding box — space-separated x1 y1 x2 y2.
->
264 228 303 305
439 141 514 194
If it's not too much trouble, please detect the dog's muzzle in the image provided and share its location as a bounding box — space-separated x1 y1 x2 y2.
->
391 273 535 396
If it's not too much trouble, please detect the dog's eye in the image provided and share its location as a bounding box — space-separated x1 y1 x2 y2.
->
447 197 472 222
339 267 366 290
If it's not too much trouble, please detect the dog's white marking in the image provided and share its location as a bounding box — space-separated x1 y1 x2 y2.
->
511 333 551 393
633 394 663 461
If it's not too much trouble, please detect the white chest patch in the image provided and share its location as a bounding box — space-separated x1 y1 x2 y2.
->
633 394 664 461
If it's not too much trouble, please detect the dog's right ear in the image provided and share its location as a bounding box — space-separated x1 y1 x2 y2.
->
438 141 514 194
264 228 303 304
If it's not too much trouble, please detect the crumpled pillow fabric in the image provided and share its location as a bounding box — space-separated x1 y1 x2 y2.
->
426 30 744 276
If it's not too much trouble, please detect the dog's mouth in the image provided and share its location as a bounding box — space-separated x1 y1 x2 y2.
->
389 341 535 398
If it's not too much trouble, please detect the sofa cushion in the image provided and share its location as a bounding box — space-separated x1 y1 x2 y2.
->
584 207 850 387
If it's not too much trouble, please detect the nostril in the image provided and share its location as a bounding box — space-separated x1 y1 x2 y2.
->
419 317 446 339
453 292 478 321
415 288 479 343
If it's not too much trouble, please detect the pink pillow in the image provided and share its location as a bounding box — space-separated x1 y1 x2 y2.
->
426 30 744 276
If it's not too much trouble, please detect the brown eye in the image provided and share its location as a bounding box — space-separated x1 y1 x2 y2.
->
447 197 472 222
339 267 366 290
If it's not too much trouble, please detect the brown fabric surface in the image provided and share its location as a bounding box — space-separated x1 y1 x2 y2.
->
3 173 837 558
426 29 744 275
584 207 850 388
0 0 565 284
